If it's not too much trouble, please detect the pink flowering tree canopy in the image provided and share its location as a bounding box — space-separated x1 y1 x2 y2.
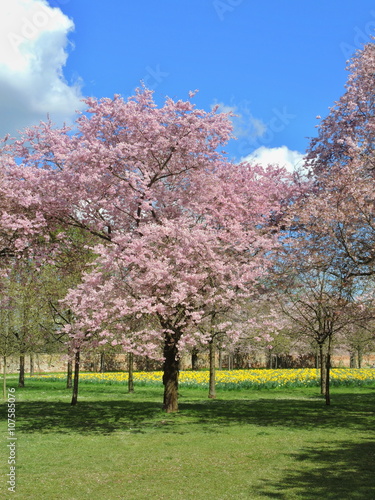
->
3 87 296 411
305 40 375 277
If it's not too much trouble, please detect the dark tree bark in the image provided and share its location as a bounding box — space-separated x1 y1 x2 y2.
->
99 352 105 372
18 355 25 388
71 350 80 406
319 343 326 395
208 340 216 399
145 357 151 371
357 347 363 369
162 333 180 413
191 347 199 370
325 351 331 406
128 352 134 393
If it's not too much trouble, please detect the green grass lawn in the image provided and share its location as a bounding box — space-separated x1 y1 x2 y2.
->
1 377 375 499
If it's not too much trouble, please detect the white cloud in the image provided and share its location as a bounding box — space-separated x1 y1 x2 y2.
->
213 100 267 141
0 0 83 137
241 146 305 172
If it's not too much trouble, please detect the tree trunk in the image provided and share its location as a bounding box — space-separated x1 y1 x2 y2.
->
2 356 6 399
325 351 331 406
18 355 25 388
128 352 134 393
191 347 199 370
99 352 105 372
357 348 362 369
71 350 80 406
350 352 356 368
218 348 222 370
208 340 216 399
162 334 179 413
266 350 272 369
319 344 326 395
30 353 34 376
66 360 73 389
228 354 233 370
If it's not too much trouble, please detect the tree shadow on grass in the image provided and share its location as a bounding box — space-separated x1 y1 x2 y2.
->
255 439 375 499
8 390 375 435
179 390 375 433
12 400 164 435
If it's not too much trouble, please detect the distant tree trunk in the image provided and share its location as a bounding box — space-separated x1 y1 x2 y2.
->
218 348 222 370
128 352 134 393
30 353 34 376
66 360 73 388
18 355 25 388
71 350 80 406
228 354 233 370
145 356 151 371
208 340 216 399
357 347 363 369
99 352 105 372
2 356 6 399
191 347 199 370
325 351 331 406
266 350 272 369
319 344 326 395
350 352 356 368
162 333 179 413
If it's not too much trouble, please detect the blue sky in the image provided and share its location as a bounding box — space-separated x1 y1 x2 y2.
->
1 0 375 169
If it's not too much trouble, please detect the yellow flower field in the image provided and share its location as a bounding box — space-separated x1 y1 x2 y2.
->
34 368 375 389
